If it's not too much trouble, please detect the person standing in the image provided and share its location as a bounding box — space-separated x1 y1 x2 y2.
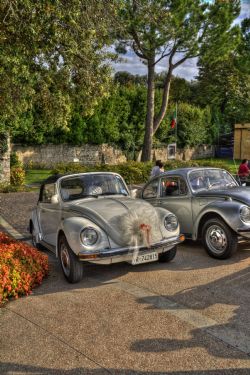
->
150 160 164 178
238 159 250 184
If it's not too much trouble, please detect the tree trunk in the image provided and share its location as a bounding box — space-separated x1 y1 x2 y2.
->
141 61 155 162
153 67 172 133
0 132 10 184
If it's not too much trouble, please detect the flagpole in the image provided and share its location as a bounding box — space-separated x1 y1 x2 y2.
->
175 102 178 148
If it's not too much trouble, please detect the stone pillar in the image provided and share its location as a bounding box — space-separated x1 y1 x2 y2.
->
0 133 10 184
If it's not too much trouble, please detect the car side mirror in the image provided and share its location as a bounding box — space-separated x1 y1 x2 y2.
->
130 189 138 199
51 194 59 204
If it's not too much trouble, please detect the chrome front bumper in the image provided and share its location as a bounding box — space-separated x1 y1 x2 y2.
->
237 227 250 239
78 234 185 264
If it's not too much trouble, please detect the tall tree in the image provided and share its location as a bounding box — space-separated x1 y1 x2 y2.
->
196 18 250 128
0 0 117 134
116 0 241 161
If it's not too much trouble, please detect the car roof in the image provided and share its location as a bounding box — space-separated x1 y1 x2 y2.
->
157 167 228 178
42 171 121 185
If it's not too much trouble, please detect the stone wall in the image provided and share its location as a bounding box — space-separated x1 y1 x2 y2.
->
12 143 215 168
12 143 127 168
0 136 10 183
138 144 215 162
177 144 215 161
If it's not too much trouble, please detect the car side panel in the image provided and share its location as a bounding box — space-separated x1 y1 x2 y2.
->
38 203 61 246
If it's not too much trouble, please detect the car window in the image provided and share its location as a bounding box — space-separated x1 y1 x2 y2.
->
160 177 187 197
41 183 56 203
188 169 237 191
143 179 159 198
189 171 205 191
60 178 84 200
60 174 128 201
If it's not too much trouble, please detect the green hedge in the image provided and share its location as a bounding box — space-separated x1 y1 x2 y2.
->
52 159 232 185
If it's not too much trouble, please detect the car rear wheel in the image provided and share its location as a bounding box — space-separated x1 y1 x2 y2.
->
58 234 84 283
31 222 42 250
202 218 238 259
158 246 177 263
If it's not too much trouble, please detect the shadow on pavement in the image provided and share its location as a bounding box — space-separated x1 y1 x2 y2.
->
130 264 250 359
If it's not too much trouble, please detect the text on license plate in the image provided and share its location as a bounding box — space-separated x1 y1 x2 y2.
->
132 252 158 265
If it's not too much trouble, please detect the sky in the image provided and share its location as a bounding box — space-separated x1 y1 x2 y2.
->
112 0 250 81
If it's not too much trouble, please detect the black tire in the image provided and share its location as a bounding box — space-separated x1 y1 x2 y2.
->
202 217 238 259
158 246 177 263
58 234 84 283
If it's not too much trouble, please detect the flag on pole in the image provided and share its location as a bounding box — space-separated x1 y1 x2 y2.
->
170 110 177 128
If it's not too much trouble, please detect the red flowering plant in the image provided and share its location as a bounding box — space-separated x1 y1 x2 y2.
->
0 232 49 306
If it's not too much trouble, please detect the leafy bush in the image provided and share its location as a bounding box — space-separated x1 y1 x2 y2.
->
0 183 31 193
53 161 153 184
0 232 49 306
52 159 231 185
0 183 22 193
25 161 48 170
10 152 22 168
10 167 26 186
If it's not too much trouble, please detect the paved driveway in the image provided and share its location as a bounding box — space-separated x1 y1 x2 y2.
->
0 192 250 374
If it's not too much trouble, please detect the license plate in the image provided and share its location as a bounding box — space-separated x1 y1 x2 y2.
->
132 252 158 265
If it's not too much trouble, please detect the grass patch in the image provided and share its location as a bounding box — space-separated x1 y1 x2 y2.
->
25 170 52 186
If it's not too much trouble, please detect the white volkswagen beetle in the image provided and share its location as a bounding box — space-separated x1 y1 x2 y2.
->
30 172 184 283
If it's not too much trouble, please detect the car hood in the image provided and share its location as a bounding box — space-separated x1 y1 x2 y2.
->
195 186 250 205
67 196 163 247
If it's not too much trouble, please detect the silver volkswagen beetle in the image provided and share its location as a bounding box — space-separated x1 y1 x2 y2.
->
30 172 184 283
141 167 250 259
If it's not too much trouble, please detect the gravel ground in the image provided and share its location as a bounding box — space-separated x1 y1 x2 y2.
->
0 192 39 236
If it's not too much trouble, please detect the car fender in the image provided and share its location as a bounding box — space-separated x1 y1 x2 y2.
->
58 217 110 256
193 200 244 240
30 208 40 237
154 206 180 237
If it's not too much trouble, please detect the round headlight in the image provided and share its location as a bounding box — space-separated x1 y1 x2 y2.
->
80 227 98 246
164 214 178 232
240 206 250 223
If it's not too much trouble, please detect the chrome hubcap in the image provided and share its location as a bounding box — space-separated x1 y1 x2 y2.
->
60 242 70 276
206 225 227 254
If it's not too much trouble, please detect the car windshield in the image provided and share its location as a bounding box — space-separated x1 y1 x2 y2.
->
188 169 237 192
60 174 128 201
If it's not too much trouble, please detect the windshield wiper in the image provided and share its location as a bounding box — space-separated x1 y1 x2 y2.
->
99 192 128 196
81 194 98 198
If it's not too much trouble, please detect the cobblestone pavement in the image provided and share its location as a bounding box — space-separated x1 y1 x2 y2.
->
0 192 38 237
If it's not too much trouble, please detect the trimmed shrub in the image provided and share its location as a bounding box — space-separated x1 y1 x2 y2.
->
53 161 153 184
0 232 49 306
10 167 26 186
52 159 231 185
52 159 230 184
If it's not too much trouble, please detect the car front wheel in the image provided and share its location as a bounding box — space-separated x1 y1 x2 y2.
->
58 234 84 283
202 218 238 259
158 246 177 263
